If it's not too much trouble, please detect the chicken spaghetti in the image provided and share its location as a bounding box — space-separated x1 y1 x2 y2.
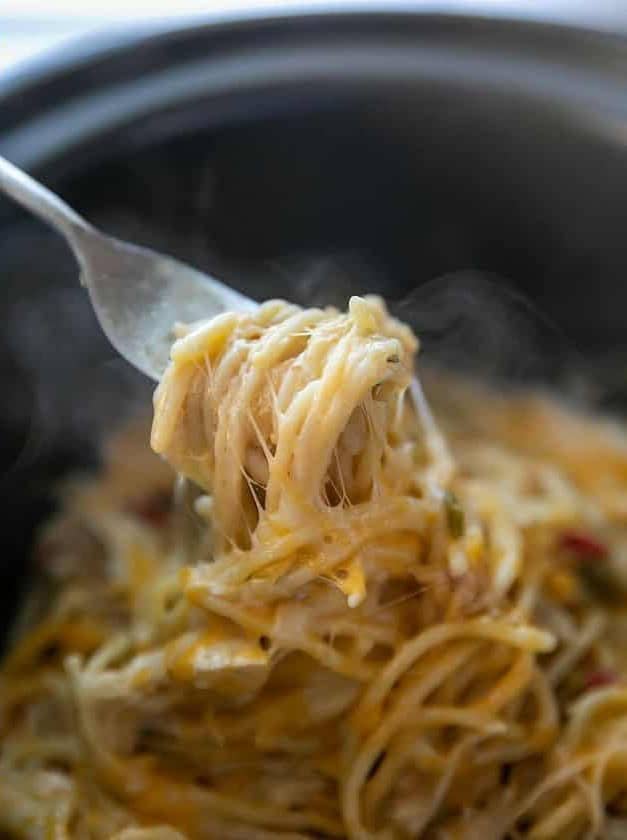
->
3 296 627 838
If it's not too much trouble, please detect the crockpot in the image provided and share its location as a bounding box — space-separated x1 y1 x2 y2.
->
3 4 627 640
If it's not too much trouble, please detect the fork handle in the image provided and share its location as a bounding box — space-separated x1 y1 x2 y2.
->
0 155 92 258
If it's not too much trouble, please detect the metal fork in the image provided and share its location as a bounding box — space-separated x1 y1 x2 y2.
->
0 155 256 381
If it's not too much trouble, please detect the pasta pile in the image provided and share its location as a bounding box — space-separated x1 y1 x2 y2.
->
4 295 627 839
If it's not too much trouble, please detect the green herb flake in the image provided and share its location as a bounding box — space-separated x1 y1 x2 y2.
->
443 490 465 540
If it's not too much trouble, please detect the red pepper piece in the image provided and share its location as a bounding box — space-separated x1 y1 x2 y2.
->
126 490 172 527
560 530 608 560
584 669 618 690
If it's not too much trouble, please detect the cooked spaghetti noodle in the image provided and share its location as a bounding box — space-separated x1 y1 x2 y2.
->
4 295 627 838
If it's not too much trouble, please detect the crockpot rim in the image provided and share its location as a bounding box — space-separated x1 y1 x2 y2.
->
4 7 627 121
4 8 627 177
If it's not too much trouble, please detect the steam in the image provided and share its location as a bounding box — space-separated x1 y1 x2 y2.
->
0 248 595 481
271 251 382 311
4 284 150 476
396 271 593 400
285 258 593 401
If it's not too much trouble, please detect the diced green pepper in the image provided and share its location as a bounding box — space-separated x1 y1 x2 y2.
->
443 490 465 540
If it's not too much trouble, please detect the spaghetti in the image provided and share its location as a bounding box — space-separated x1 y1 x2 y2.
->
3 295 627 838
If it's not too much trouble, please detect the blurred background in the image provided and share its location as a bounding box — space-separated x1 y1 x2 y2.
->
4 1 627 77
4 0 627 634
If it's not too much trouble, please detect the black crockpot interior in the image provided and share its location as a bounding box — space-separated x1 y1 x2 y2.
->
3 12 627 642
